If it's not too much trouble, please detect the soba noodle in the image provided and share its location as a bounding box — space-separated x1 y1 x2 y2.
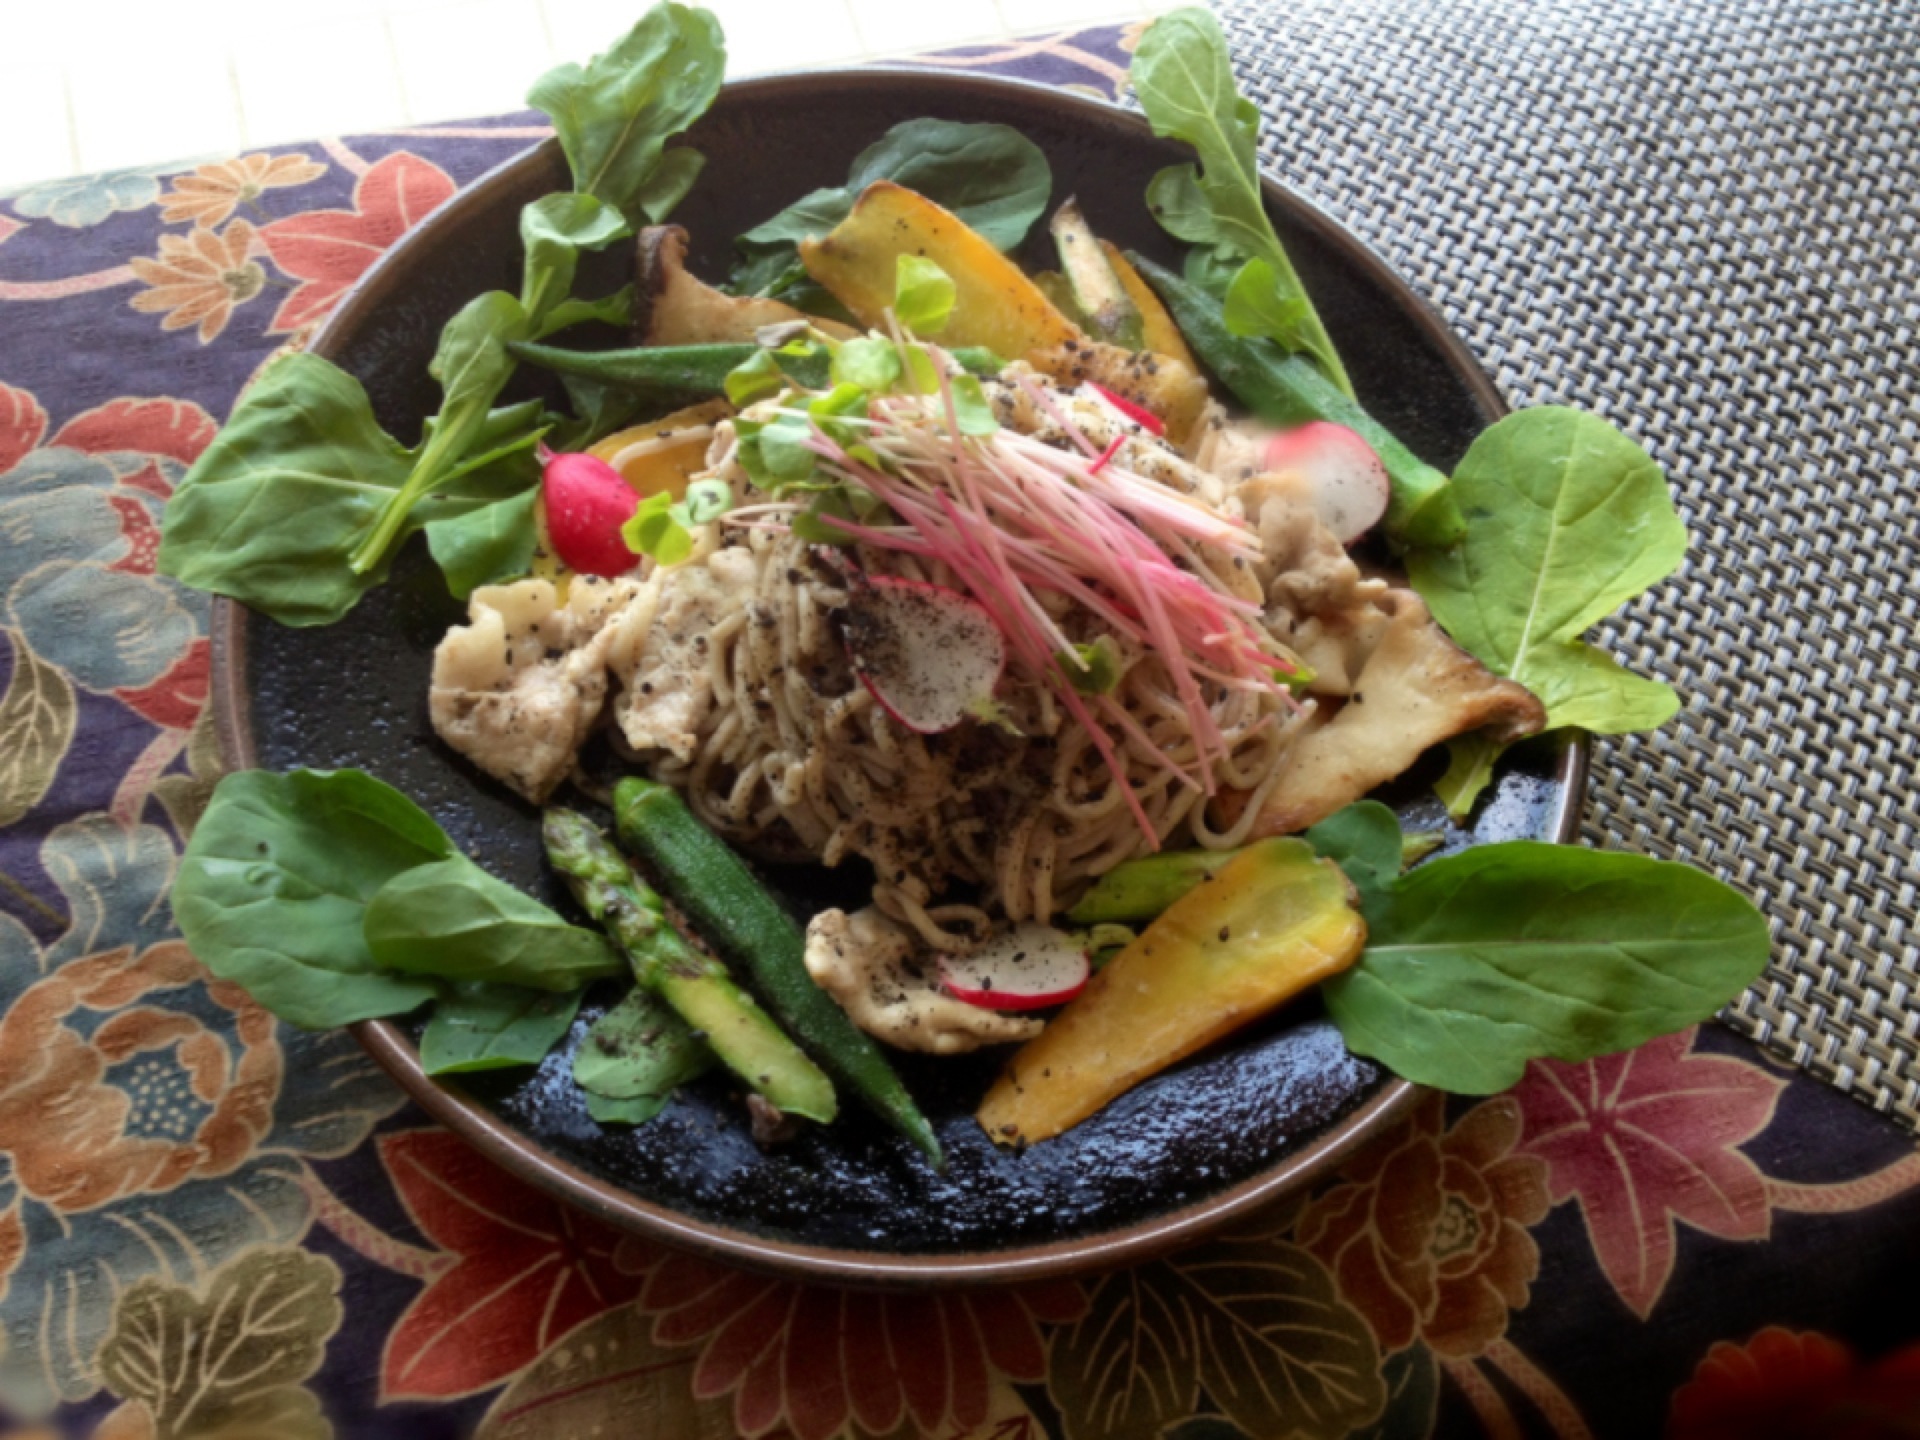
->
638 517 1306 952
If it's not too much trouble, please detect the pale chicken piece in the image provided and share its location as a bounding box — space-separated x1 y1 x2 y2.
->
429 575 640 802
1251 588 1545 836
608 542 758 764
1186 401 1269 483
803 907 1042 1055
989 371 1230 509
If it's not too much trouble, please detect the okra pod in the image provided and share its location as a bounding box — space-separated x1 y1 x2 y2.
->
543 808 836 1126
613 778 943 1167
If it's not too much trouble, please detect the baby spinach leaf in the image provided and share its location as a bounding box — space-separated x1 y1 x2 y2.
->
157 354 418 627
364 854 623 993
730 119 1051 296
1302 800 1402 920
1323 842 1770 1093
1132 8 1353 396
630 145 707 224
526 2 726 224
172 769 453 1029
1409 406 1689 816
426 485 539 599
420 981 586 1074
574 984 715 1126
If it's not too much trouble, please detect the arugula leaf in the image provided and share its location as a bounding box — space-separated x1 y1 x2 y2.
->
348 290 532 576
364 854 624 992
526 2 726 224
1132 8 1354 396
158 354 419 627
1409 407 1688 815
518 191 631 319
894 256 956 335
346 6 724 591
574 984 716 1126
420 981 586 1074
172 769 453 1028
730 118 1051 296
1322 842 1770 1093
426 485 539 599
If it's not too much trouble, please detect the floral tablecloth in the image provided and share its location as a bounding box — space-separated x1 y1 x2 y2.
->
3 23 1919 1440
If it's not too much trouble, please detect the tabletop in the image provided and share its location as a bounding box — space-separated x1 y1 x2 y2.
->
3 9 1920 1440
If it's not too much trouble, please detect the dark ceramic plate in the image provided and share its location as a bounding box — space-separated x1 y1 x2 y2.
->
211 70 1585 1285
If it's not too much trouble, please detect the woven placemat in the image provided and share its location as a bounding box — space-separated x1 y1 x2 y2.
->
1201 0 1920 1121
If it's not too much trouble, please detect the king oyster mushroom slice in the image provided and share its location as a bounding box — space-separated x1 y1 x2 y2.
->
429 575 642 803
635 224 859 346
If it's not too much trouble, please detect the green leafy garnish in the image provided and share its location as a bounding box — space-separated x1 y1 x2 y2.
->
526 1 725 225
894 255 956 335
730 118 1052 297
164 4 726 623
1408 407 1688 816
1302 799 1402 918
947 373 999 436
1060 634 1124 694
174 768 626 1059
725 347 788 405
426 485 540 599
1322 842 1770 1093
832 336 904 391
363 855 624 992
420 982 586 1075
1132 8 1353 396
574 986 716 1125
158 356 419 627
619 475 736 564
171 769 455 1028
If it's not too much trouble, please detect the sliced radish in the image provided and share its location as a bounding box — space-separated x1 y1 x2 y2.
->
842 576 1007 734
1086 383 1166 436
540 446 642 577
940 923 1091 1011
1262 421 1390 544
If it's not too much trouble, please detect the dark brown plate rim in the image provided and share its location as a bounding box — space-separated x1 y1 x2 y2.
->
210 67 1589 1287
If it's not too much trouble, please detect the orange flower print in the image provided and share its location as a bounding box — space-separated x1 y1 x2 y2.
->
128 219 266 343
1297 1092 1549 1359
158 151 326 228
0 943 280 1213
1669 1326 1920 1440
633 1247 1086 1440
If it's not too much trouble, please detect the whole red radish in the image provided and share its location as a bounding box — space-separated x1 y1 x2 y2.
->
1263 422 1390 543
540 444 642 577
